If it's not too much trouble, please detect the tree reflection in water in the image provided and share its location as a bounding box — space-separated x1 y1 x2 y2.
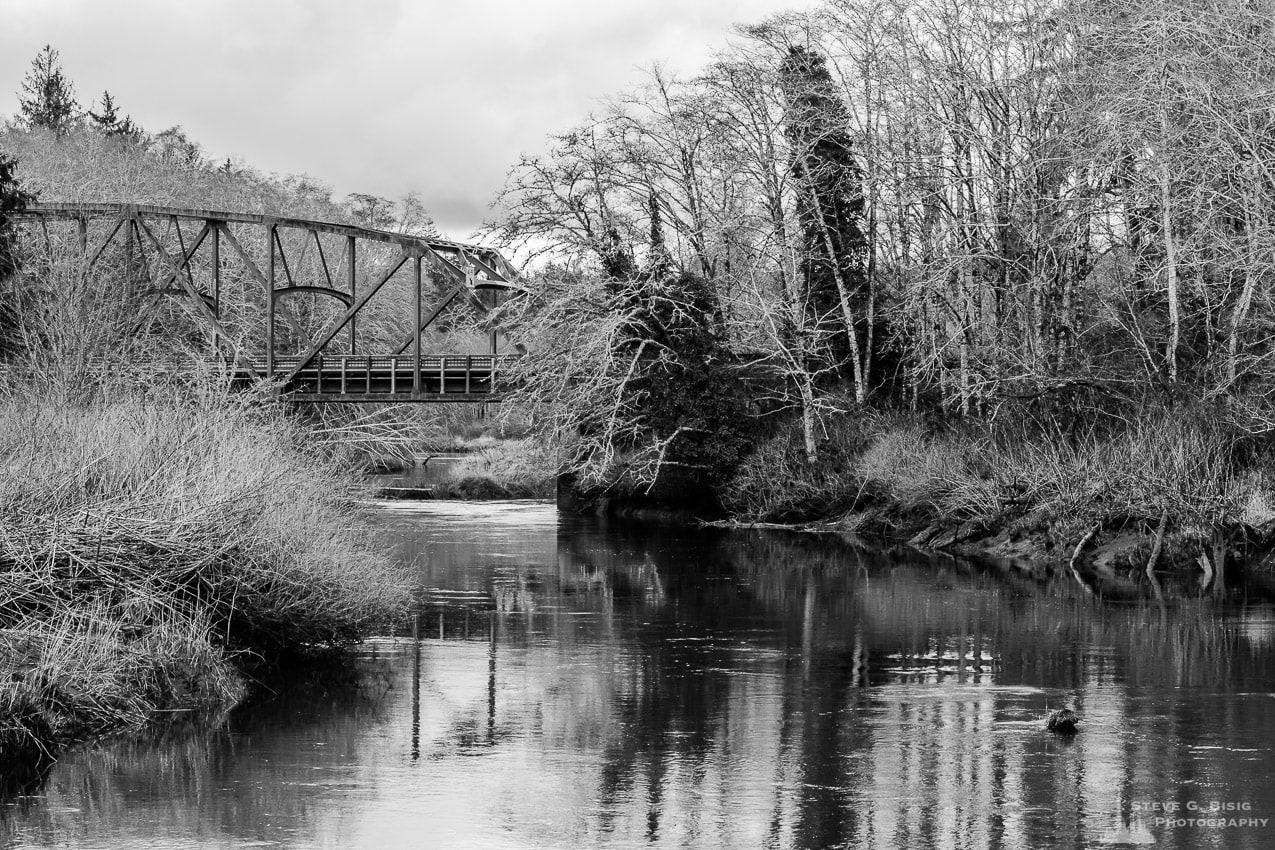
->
5 503 1275 849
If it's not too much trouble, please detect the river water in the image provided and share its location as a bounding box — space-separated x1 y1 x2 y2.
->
4 501 1275 849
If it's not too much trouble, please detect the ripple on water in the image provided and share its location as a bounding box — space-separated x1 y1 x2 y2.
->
8 502 1275 850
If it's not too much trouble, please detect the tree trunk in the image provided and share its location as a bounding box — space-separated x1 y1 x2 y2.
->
806 180 868 404
799 373 818 464
1227 181 1258 388
1158 105 1180 383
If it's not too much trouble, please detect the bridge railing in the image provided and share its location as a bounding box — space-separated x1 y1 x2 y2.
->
238 353 522 401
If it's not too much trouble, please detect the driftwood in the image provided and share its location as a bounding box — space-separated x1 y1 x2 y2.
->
1069 522 1102 596
1145 508 1169 601
1197 551 1215 591
1211 530 1227 598
1145 509 1169 577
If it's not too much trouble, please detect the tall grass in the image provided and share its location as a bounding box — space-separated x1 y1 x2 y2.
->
723 408 1268 544
0 386 409 762
721 415 869 521
0 246 408 764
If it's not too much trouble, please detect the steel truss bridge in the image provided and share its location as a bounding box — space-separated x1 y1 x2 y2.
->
11 202 521 402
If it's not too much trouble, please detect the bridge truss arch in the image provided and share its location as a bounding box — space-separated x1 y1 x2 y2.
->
11 202 521 402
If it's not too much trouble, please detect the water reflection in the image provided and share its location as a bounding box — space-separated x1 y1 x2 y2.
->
4 502 1275 849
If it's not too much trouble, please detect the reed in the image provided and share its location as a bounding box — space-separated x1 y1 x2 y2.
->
724 407 1267 540
0 385 408 761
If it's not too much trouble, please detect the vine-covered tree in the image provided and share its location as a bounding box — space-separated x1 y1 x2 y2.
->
18 45 79 135
778 44 871 400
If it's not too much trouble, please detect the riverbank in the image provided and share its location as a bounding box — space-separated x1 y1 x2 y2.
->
0 387 409 769
711 409 1275 595
373 438 555 501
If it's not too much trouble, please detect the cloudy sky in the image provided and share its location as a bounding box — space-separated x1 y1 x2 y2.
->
0 0 812 239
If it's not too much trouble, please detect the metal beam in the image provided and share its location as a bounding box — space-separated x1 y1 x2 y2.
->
266 223 275 376
392 284 463 355
279 251 409 383
135 218 199 294
15 202 518 271
274 284 352 306
216 223 320 354
139 222 258 378
83 215 126 270
347 235 356 354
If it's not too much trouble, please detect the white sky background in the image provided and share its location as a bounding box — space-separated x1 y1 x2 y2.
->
0 0 815 240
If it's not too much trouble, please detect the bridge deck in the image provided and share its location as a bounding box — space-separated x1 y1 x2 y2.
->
238 354 517 402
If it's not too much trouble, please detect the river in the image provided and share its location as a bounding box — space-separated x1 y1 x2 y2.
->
3 500 1275 849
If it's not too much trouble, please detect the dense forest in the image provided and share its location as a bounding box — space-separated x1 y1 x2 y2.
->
483 0 1275 573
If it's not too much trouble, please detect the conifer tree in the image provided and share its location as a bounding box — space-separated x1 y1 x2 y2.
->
88 90 119 129
18 45 79 135
88 91 144 142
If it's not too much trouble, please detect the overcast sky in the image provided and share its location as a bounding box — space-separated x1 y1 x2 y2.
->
0 0 812 239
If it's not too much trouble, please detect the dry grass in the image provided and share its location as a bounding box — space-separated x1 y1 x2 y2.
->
430 438 556 499
432 438 556 499
725 407 1269 535
721 414 879 521
0 133 416 765
0 386 408 761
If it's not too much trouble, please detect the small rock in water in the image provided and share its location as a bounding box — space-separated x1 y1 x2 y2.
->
1047 707 1080 734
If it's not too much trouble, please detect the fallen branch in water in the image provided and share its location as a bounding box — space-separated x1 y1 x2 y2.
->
1145 508 1169 601
1069 522 1102 596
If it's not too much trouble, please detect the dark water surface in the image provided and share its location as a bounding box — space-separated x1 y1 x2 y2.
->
4 501 1275 849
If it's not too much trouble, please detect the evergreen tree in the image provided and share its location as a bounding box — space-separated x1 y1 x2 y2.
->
0 153 33 273
624 269 754 496
778 45 870 389
88 90 119 129
18 45 79 135
88 91 144 142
